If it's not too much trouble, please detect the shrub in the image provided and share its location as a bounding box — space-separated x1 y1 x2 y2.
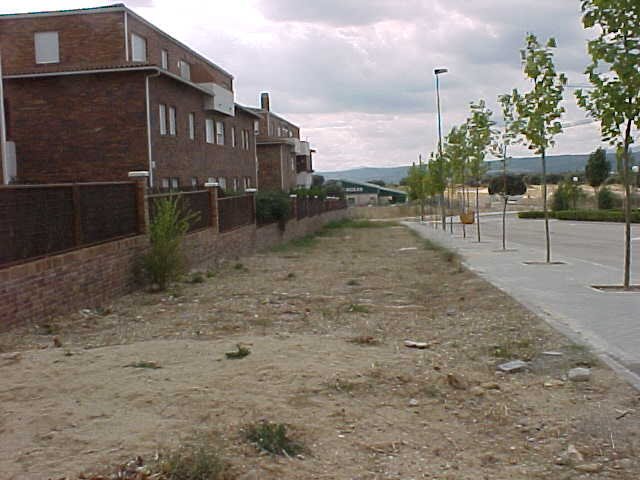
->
157 442 230 480
554 209 640 223
142 196 198 290
596 186 622 210
243 421 303 456
551 179 584 212
518 211 550 219
255 190 291 225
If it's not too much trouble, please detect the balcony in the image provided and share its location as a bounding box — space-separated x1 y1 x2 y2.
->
198 82 235 116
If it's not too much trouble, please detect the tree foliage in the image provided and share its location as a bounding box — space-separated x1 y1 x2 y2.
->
585 147 611 191
576 0 640 288
513 33 567 263
467 100 493 181
488 175 527 197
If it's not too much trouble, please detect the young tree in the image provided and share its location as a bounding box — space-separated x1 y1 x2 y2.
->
491 92 521 250
576 0 640 288
428 151 448 230
406 161 429 221
513 34 567 263
488 174 527 247
467 100 493 242
445 124 470 236
584 147 611 197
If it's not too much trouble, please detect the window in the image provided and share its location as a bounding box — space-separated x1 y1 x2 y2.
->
231 126 236 148
161 178 170 189
170 177 180 190
159 104 167 135
188 113 195 140
205 119 214 144
161 49 169 69
233 178 239 191
254 120 260 135
241 130 250 150
219 177 227 190
291 158 295 171
244 177 251 189
131 33 147 62
207 177 216 184
178 60 191 80
34 32 59 64
216 121 224 145
191 177 198 188
168 107 176 136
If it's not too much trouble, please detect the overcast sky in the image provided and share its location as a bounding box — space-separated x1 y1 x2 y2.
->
1 0 616 171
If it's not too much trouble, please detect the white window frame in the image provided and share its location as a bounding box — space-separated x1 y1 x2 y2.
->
191 177 198 188
244 177 251 189
233 178 239 191
161 49 169 69
216 121 225 145
178 60 191 80
188 113 195 140
34 31 59 64
159 104 167 135
205 119 214 144
168 106 176 136
231 126 236 148
161 178 170 189
131 33 147 62
219 177 227 190
170 177 179 190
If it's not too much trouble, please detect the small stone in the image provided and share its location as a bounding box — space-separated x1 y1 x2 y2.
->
408 398 419 407
543 379 565 388
404 340 429 349
497 360 528 373
446 373 468 390
481 382 500 390
568 367 591 382
542 351 563 356
237 470 259 480
52 336 62 348
470 386 485 397
446 308 457 316
0 352 21 363
555 444 584 465
574 463 603 473
612 458 632 470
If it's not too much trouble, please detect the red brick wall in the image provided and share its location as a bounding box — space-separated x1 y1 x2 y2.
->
0 11 126 75
5 71 148 183
126 14 232 89
257 143 284 191
148 75 257 189
0 209 348 328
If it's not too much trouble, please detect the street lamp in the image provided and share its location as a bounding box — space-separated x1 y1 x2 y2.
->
633 166 639 207
435 67 448 230
572 176 579 210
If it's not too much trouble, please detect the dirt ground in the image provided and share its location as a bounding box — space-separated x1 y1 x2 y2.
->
1 222 639 480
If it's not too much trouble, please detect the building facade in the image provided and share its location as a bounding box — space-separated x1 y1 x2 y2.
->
0 3 259 191
249 93 314 192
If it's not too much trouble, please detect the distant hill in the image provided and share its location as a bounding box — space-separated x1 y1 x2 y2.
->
319 151 636 184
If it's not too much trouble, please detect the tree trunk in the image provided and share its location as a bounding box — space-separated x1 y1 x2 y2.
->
441 193 446 230
420 198 425 222
502 148 507 250
542 149 551 263
623 118 633 289
476 185 481 242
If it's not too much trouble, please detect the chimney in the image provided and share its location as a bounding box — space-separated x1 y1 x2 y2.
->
260 92 270 111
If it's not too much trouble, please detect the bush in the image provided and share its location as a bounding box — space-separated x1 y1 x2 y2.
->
255 190 291 225
551 180 584 212
518 211 551 219
554 209 640 223
597 186 622 210
142 196 198 290
157 442 230 480
243 421 303 456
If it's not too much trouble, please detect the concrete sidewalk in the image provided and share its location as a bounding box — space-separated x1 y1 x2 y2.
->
406 219 640 389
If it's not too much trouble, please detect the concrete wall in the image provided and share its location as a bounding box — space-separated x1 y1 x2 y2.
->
0 208 348 328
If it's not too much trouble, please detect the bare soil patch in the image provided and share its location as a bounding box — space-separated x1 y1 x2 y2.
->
1 222 639 479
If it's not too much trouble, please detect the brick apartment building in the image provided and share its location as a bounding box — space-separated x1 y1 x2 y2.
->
249 93 314 192
0 3 260 191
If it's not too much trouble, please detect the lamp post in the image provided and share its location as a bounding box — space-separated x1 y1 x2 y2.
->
572 176 579 210
434 67 448 230
633 165 639 208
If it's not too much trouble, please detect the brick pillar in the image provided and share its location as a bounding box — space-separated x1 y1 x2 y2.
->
289 194 298 221
246 188 257 225
128 171 150 235
205 182 220 233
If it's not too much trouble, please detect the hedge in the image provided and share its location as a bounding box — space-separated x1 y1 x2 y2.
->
518 211 551 219
553 209 640 223
518 209 640 222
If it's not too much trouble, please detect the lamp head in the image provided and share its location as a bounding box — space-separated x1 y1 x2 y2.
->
434 68 448 75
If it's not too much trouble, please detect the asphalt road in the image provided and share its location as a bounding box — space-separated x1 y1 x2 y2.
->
407 214 640 388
